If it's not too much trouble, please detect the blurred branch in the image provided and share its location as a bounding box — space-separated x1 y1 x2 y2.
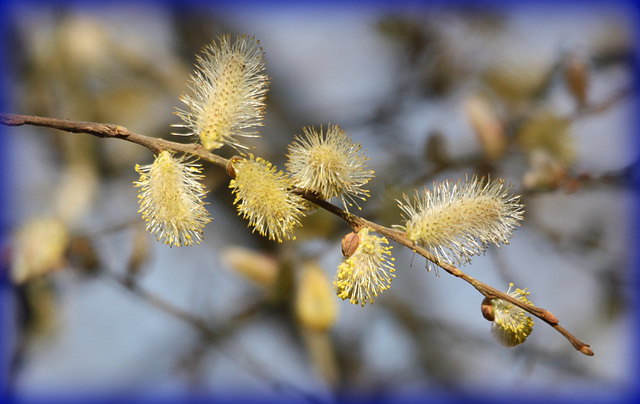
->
569 86 634 121
99 269 321 403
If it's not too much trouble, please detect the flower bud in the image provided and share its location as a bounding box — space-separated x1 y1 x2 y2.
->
222 246 279 289
295 262 337 332
564 53 589 107
424 130 449 167
481 297 495 321
226 156 242 179
11 217 69 284
341 231 360 257
542 310 559 325
465 94 506 160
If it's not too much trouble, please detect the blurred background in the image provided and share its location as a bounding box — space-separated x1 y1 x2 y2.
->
1 1 637 403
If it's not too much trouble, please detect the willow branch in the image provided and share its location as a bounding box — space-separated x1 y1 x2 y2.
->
0 112 593 356
363 220 592 355
0 113 229 168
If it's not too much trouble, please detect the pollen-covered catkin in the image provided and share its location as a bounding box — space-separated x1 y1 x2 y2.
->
229 154 305 242
286 124 374 212
134 151 211 247
489 283 534 347
334 228 395 306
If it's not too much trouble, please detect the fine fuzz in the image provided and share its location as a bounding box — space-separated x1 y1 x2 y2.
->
173 34 269 151
491 283 534 347
286 124 374 212
134 151 211 247
334 228 395 306
397 175 524 271
229 155 305 242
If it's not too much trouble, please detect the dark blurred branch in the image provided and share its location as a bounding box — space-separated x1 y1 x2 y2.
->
100 269 321 403
569 86 634 121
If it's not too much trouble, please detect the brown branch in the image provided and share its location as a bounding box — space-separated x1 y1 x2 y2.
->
0 112 593 356
362 219 592 355
568 86 634 121
0 113 229 168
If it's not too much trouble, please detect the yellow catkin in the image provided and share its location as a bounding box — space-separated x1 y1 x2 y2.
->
334 228 395 306
134 151 211 247
229 154 305 242
295 262 338 331
491 283 534 347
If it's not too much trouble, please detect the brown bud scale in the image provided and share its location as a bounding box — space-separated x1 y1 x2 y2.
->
481 297 495 321
341 232 360 257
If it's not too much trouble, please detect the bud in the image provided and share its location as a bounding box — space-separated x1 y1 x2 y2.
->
127 224 150 281
564 53 589 107
54 163 98 226
481 297 495 321
580 346 595 356
341 231 360 257
518 112 575 168
295 262 338 331
222 246 279 289
226 156 242 179
542 310 559 325
522 149 567 191
68 236 99 275
11 217 69 284
424 130 449 167
465 93 506 160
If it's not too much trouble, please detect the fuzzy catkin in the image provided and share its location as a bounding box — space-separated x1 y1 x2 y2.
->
229 154 305 242
286 124 373 212
134 151 211 247
397 176 524 271
173 34 269 151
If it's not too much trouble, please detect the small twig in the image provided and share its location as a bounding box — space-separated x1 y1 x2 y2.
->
568 86 634 122
0 112 594 356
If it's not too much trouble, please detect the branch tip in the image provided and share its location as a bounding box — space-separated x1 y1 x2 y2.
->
543 310 559 324
580 345 594 356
